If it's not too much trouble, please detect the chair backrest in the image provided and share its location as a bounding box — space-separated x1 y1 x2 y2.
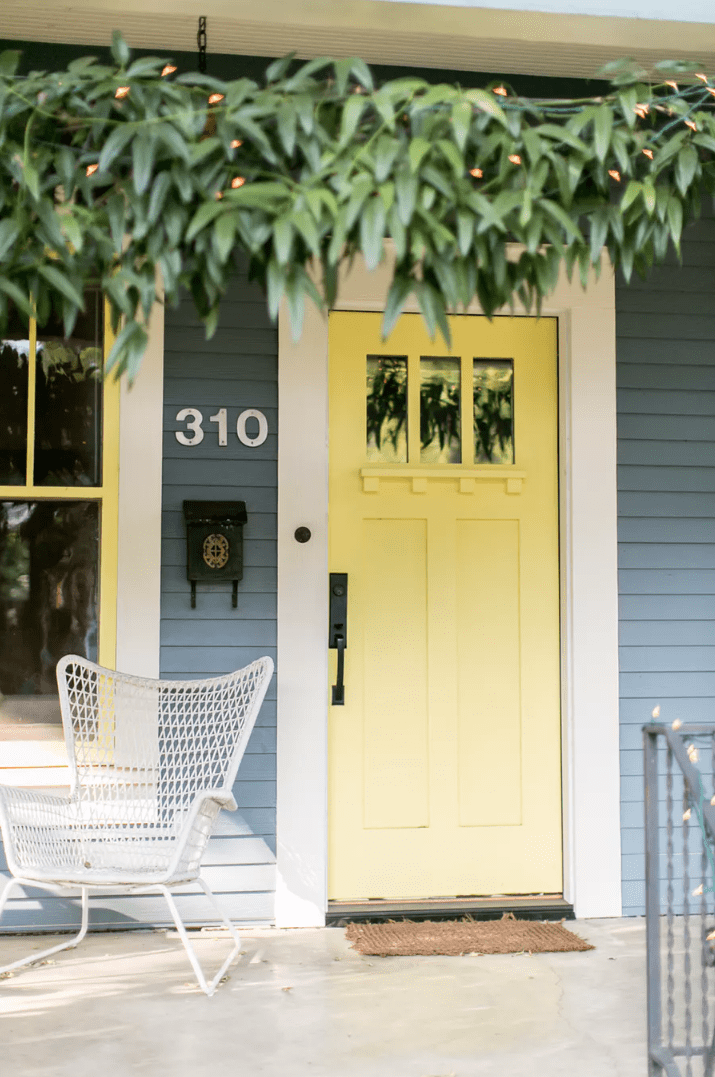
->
56 655 274 826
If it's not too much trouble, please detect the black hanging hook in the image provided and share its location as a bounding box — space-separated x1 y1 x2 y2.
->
197 16 207 75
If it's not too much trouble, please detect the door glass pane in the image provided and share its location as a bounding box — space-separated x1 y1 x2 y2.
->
366 355 407 463
0 501 99 703
420 357 461 464
34 290 103 487
473 359 514 464
0 304 29 486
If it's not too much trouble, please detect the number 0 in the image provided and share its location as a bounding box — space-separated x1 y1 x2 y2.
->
237 409 268 447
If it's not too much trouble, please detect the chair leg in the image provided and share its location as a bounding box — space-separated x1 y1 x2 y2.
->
0 879 89 976
158 879 242 997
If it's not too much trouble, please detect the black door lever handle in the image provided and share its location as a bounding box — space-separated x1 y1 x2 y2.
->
332 633 345 706
329 573 348 705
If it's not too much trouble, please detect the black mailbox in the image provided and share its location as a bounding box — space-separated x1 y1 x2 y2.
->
182 500 248 609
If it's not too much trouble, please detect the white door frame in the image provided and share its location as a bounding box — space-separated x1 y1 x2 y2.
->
276 249 621 925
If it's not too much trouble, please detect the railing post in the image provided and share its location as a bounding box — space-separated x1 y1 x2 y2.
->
645 726 663 1075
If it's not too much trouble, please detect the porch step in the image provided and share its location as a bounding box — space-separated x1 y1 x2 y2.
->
327 894 574 924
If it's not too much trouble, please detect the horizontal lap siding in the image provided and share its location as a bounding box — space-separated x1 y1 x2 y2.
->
618 208 715 916
159 267 278 926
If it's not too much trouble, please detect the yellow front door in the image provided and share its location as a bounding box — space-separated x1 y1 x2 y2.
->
328 311 561 900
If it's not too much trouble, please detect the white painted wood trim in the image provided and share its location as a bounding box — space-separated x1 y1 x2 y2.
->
276 250 621 925
275 306 330 927
115 301 164 679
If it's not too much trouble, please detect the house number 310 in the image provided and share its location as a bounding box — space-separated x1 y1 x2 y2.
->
175 407 268 448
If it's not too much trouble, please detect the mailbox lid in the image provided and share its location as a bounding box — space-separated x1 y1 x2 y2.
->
183 500 248 526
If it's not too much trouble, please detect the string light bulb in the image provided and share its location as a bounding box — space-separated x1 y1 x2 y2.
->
231 176 245 188
672 719 682 730
693 884 704 897
634 104 650 119
214 191 223 200
161 65 177 77
115 86 130 99
695 73 709 83
685 120 697 131
208 93 225 105
683 808 692 821
643 149 654 160
608 170 621 182
85 164 98 176
665 80 678 91
652 705 661 718
469 167 483 178
508 154 521 165
231 140 243 149
493 86 507 97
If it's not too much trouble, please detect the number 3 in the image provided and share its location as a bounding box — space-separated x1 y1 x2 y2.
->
175 407 204 446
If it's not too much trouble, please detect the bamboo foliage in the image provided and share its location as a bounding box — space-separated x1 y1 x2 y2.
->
1 35 715 379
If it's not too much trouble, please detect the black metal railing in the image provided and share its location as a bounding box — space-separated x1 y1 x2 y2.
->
645 723 715 1077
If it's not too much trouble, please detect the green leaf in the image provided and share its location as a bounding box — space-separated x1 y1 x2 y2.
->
451 101 472 152
667 197 683 250
98 125 135 173
642 181 656 216
382 275 413 338
273 216 294 265
213 212 237 263
339 95 367 147
675 145 698 196
464 88 507 124
620 180 642 213
38 264 85 309
359 195 386 271
60 212 83 252
110 31 130 67
594 106 613 164
457 210 473 256
437 139 464 178
0 276 33 320
540 199 582 241
293 210 320 256
186 201 225 242
148 172 172 225
132 132 157 196
277 101 297 156
0 219 20 261
395 170 418 224
409 138 431 173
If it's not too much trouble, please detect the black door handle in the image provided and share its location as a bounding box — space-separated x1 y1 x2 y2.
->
329 573 347 706
332 634 345 705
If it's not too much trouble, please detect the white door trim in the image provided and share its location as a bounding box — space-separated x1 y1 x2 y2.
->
276 250 620 925
115 301 165 679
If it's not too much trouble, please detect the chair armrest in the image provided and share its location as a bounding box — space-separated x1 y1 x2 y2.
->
0 784 77 832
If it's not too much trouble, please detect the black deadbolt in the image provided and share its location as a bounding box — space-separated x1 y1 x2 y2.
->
294 527 312 543
332 583 345 597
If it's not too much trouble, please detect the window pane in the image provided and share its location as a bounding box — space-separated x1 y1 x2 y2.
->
366 356 407 463
473 359 514 464
0 501 99 699
0 304 29 485
420 357 461 464
34 290 103 486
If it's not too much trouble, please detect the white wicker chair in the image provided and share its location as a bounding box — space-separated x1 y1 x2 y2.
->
0 653 274 995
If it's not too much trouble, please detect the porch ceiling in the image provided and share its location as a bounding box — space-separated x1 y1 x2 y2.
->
1 1 714 81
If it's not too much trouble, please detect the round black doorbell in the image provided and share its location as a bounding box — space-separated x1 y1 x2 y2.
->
294 527 312 543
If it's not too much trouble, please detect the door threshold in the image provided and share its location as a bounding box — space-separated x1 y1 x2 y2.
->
326 894 574 924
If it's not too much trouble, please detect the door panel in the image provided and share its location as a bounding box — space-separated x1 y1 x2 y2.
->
328 312 561 900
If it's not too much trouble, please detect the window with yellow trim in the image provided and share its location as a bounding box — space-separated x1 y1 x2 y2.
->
0 293 119 779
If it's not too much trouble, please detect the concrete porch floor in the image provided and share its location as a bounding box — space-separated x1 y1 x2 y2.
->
0 917 646 1077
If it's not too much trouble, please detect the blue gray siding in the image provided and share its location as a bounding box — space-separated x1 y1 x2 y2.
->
618 207 715 915
160 267 278 925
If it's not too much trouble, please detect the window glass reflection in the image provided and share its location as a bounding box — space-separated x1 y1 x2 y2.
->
0 501 99 696
473 359 514 464
420 357 461 464
34 290 103 486
0 303 29 485
366 356 407 463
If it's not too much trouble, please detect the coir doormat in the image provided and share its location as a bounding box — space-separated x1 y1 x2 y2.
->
345 914 594 956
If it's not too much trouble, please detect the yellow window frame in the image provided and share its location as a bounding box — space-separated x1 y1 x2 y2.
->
0 301 120 669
